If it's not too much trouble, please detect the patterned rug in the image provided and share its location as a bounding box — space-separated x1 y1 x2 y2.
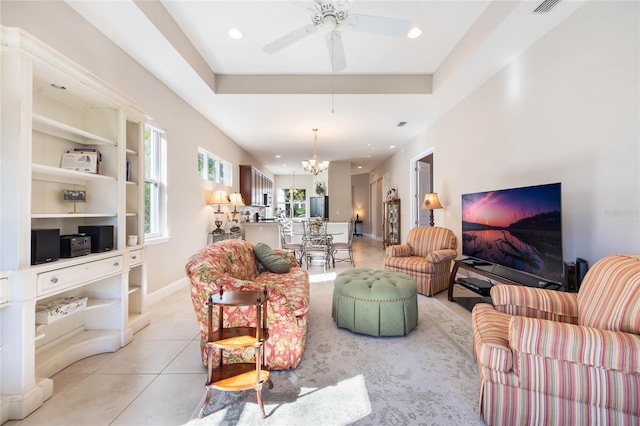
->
187 280 483 425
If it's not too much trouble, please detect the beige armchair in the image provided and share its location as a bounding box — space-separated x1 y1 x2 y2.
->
472 254 640 425
383 226 458 296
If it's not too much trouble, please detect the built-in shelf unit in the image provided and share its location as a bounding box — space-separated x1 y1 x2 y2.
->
0 27 150 422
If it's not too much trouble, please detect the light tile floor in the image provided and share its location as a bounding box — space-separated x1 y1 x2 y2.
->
7 236 472 426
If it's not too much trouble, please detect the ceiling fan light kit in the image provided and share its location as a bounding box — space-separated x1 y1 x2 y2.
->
262 0 413 72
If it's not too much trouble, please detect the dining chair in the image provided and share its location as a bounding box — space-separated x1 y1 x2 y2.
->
278 219 303 266
332 220 355 267
302 220 332 271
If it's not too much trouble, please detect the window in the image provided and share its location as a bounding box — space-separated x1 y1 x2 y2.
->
145 124 168 241
277 188 306 218
198 147 231 186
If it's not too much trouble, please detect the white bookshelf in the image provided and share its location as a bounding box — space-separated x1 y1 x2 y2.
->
0 27 150 423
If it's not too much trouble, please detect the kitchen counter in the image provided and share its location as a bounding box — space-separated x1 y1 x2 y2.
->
242 221 280 248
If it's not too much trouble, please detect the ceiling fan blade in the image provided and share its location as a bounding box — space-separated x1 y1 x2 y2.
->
326 31 346 73
263 24 317 54
347 14 412 38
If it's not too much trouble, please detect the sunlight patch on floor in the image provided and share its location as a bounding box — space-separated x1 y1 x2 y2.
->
189 374 371 424
308 271 337 283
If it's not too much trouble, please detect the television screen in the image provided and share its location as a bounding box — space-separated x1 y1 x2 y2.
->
461 183 563 284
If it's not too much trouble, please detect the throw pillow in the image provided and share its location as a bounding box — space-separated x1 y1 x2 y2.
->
254 243 290 274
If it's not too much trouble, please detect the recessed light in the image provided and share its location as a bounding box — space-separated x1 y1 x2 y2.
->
275 155 281 158
407 27 422 39
228 28 243 40
390 145 395 149
357 166 363 169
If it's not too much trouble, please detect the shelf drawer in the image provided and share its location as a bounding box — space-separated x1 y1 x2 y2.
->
37 255 124 296
127 249 144 267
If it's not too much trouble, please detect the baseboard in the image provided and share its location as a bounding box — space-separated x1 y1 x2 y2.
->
1 377 53 423
146 276 189 306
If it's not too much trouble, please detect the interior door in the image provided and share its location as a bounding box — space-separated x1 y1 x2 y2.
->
416 160 431 227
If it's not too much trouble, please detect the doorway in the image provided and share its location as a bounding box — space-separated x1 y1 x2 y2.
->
411 150 434 228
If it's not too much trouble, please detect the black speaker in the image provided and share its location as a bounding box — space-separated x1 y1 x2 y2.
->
31 228 60 265
563 261 576 292
78 225 114 253
576 258 589 291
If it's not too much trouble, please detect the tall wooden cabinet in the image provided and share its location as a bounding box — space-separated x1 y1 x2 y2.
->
383 199 401 248
0 27 150 422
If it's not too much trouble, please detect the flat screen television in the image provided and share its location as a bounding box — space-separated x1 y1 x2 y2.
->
461 182 563 286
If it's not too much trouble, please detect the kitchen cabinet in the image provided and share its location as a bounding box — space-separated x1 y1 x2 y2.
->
239 165 273 207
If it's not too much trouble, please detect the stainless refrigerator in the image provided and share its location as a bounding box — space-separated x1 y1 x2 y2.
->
310 196 329 220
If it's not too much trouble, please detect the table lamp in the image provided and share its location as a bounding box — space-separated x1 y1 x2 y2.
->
422 193 443 227
228 193 245 232
210 190 229 234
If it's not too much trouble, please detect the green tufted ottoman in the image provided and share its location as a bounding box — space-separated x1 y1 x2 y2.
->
332 268 418 336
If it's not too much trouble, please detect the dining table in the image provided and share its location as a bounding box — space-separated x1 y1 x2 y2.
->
292 231 343 269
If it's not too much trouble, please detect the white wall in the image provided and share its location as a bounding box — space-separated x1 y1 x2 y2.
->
327 161 352 221
373 1 640 265
1 1 269 294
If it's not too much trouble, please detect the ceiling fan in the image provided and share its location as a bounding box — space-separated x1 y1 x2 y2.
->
262 0 412 72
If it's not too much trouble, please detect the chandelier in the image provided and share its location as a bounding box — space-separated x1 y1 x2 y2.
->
301 128 329 175
290 171 299 196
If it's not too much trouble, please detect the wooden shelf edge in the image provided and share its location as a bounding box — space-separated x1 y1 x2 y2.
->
32 164 116 182
32 213 117 219
32 114 116 146
208 365 270 392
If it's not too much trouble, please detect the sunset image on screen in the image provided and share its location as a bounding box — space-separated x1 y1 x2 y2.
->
461 183 562 282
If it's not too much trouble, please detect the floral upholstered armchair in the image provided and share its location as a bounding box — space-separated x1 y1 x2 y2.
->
185 239 310 370
383 226 458 296
472 254 640 425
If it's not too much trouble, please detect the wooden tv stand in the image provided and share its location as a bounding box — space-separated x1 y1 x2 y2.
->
448 258 563 310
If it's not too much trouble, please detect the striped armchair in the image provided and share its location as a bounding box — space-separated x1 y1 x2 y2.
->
383 226 458 296
472 254 640 425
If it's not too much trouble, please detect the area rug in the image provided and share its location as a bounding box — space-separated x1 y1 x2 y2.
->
187 280 483 425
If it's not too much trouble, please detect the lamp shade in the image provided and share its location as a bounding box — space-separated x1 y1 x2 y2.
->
422 193 443 210
209 190 229 211
228 193 245 207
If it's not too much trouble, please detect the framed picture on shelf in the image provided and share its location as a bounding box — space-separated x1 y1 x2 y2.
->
62 189 87 202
